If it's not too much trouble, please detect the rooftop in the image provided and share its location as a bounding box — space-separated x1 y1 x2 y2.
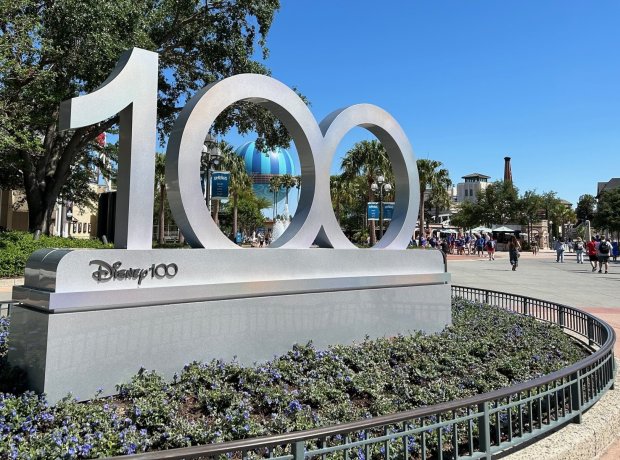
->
462 173 491 179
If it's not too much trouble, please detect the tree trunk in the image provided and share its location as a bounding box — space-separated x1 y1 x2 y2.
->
158 184 166 245
25 181 58 235
367 176 376 246
232 192 238 239
419 191 426 244
336 193 341 224
213 199 220 227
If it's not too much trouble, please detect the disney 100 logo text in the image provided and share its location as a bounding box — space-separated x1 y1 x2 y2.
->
90 260 178 285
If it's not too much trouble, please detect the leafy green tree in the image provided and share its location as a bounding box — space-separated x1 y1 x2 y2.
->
593 189 620 235
341 140 391 245
220 190 270 238
330 174 358 225
518 190 544 244
217 141 252 239
575 194 597 223
154 153 166 245
476 181 520 225
540 191 571 238
279 174 296 206
268 176 282 220
450 201 479 230
294 175 302 203
417 159 451 242
0 0 287 234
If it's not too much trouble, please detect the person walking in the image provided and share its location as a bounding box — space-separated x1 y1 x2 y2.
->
586 236 599 272
486 236 496 261
508 236 521 271
476 236 485 257
574 237 585 264
598 236 612 274
612 239 619 263
554 238 565 263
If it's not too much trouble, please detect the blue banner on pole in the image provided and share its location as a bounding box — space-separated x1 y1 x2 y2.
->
210 171 230 200
367 202 379 220
383 202 395 221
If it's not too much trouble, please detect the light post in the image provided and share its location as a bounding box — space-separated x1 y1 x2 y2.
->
201 136 222 217
548 220 553 248
371 174 392 239
65 202 73 238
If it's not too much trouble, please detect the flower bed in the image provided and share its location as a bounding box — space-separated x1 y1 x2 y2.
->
0 299 587 458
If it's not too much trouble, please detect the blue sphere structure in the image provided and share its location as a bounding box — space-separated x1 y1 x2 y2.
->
235 141 296 206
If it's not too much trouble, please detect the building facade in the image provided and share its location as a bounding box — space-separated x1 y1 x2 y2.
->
0 188 98 238
456 173 491 203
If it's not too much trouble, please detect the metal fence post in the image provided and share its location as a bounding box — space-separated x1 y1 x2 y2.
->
523 298 528 316
293 441 305 460
477 402 492 459
587 318 595 346
612 356 616 391
571 372 582 424
558 305 565 328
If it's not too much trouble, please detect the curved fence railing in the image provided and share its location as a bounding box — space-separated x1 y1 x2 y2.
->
0 301 13 317
100 286 613 459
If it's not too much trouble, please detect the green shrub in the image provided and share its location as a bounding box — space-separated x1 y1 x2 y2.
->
0 231 111 278
0 299 588 458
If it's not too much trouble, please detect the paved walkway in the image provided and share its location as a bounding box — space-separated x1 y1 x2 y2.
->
447 248 620 459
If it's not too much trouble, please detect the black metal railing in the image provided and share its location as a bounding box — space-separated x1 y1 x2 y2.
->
97 287 616 459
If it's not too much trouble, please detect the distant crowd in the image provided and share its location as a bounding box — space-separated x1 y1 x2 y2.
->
554 235 618 274
413 233 501 258
414 232 618 275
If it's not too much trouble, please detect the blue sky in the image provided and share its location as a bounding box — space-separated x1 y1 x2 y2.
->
226 0 620 207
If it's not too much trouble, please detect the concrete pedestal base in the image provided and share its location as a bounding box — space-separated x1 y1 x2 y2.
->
9 248 451 402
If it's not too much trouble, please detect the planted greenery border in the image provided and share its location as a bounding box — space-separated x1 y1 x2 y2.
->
0 232 112 278
0 299 587 458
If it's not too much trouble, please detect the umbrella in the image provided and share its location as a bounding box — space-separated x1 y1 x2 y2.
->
471 226 492 233
493 226 517 232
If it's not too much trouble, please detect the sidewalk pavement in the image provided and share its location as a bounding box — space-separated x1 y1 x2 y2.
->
0 277 23 302
447 248 620 459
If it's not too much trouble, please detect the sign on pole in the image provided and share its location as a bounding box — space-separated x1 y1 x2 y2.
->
367 202 379 220
210 171 230 200
383 202 395 221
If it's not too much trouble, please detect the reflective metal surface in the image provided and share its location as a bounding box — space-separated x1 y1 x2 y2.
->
166 74 418 249
13 248 448 311
59 48 158 249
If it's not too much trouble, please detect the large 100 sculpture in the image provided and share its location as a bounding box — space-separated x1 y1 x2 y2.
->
10 48 451 402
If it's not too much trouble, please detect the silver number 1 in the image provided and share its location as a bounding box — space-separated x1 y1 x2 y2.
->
59 48 158 249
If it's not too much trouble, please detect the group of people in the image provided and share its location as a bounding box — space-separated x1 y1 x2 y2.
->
418 233 494 257
554 235 616 273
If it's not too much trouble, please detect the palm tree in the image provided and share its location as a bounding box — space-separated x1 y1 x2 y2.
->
219 141 253 239
294 175 302 203
279 174 296 207
341 140 391 245
427 175 453 225
417 159 451 243
154 153 166 245
269 176 282 221
330 175 348 224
